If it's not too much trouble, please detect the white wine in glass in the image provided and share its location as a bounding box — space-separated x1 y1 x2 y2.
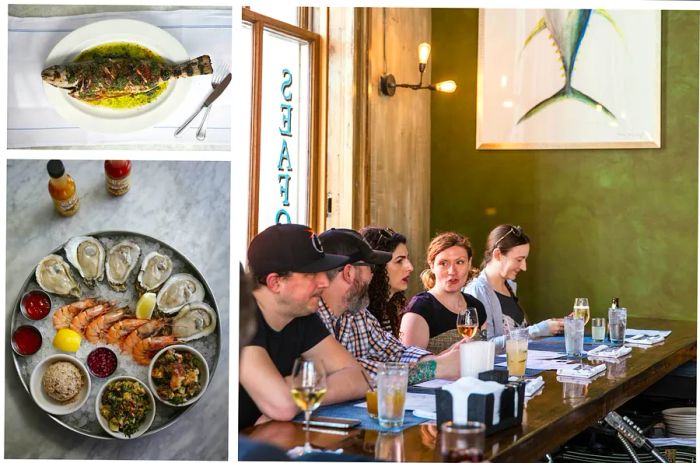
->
290 358 327 455
573 297 590 326
456 307 479 339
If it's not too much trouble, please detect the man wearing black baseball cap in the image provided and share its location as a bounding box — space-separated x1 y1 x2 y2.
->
317 228 463 385
240 224 367 429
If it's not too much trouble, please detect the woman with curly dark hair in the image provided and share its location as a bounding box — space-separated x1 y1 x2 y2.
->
359 227 414 338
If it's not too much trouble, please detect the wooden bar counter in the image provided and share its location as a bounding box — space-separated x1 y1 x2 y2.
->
241 318 696 462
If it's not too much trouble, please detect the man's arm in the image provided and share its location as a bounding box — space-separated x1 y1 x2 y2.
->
302 336 367 404
240 345 299 421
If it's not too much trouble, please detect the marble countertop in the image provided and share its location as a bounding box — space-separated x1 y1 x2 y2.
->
5 160 229 459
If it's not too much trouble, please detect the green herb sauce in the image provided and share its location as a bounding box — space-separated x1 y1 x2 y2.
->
75 42 168 109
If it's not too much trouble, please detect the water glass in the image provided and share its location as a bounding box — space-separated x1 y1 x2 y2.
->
505 328 529 379
591 317 606 342
564 316 584 358
440 421 486 462
608 307 627 346
377 363 409 429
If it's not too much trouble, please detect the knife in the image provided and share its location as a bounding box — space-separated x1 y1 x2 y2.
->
174 72 232 137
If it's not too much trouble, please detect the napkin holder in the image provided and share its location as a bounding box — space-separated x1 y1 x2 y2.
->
435 370 525 435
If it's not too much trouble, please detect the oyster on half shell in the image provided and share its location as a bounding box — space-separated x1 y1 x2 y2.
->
172 302 217 341
35 254 81 297
64 236 105 287
105 240 141 292
137 251 173 293
157 273 205 314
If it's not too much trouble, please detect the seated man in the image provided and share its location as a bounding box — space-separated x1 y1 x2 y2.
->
317 228 463 385
240 224 368 429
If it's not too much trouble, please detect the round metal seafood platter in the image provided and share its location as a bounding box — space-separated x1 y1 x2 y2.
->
42 19 192 133
10 231 221 439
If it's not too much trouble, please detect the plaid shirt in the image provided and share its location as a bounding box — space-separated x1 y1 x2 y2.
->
317 298 430 377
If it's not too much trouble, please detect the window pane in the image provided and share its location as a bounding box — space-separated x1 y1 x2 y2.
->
249 6 298 27
257 28 310 231
239 22 253 259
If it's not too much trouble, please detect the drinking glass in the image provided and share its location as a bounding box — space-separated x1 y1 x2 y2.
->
375 431 405 462
591 317 606 342
440 421 486 462
456 307 479 339
505 328 528 379
573 297 590 326
608 307 627 346
366 376 378 419
564 316 584 358
290 358 327 454
377 362 409 430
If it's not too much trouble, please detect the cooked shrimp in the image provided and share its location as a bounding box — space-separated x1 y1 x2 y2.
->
121 319 166 355
106 318 149 345
52 298 98 329
132 335 177 365
70 303 113 336
84 308 127 344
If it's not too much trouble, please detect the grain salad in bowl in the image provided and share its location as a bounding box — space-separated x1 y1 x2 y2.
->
96 376 155 439
29 354 91 415
148 345 209 407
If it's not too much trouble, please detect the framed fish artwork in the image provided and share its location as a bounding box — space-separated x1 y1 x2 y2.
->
476 9 661 149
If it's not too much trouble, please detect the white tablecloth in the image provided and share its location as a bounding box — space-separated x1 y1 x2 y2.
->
8 9 231 148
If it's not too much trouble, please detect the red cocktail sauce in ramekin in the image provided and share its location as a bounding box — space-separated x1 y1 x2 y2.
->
21 291 51 320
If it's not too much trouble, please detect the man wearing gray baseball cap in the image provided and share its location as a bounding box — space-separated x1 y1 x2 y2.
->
240 224 367 429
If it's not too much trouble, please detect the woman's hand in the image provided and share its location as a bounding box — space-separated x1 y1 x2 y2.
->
546 318 565 335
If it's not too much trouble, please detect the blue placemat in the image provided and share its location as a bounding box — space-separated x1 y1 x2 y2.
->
528 336 606 353
294 399 430 432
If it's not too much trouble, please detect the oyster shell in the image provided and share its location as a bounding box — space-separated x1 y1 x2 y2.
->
157 273 205 314
35 254 81 298
137 251 173 292
172 302 217 341
105 240 141 292
64 236 105 287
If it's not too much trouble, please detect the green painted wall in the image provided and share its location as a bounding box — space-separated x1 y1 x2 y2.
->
431 10 698 322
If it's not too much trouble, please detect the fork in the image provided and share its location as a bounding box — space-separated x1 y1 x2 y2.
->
196 63 230 141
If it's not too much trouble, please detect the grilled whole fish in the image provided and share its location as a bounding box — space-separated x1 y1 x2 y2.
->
41 55 213 102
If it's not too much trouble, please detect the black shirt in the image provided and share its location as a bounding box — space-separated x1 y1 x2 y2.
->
239 306 330 429
405 292 488 338
495 291 525 327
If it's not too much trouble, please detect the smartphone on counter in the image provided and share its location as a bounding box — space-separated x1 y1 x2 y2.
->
307 416 361 429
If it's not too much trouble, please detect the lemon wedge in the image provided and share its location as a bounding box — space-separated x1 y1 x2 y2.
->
136 292 157 319
53 328 81 352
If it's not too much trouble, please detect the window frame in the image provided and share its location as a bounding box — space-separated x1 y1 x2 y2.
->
243 8 322 241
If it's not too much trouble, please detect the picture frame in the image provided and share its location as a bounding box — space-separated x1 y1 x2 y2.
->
476 9 661 150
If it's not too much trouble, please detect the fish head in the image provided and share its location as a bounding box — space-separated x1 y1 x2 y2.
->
41 65 79 88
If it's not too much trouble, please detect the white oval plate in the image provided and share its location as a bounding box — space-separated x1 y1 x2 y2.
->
43 19 190 133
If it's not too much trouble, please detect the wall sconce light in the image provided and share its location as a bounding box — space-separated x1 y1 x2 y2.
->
379 42 457 97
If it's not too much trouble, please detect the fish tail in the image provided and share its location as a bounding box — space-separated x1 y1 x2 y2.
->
171 55 213 79
517 85 616 124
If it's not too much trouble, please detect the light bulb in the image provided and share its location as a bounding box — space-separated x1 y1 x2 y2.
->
418 43 431 65
435 80 457 93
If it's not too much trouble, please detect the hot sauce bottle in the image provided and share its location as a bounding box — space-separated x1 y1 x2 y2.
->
47 160 80 217
104 160 132 196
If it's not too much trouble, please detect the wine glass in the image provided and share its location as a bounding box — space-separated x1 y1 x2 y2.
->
573 297 590 326
290 358 327 454
456 307 479 340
